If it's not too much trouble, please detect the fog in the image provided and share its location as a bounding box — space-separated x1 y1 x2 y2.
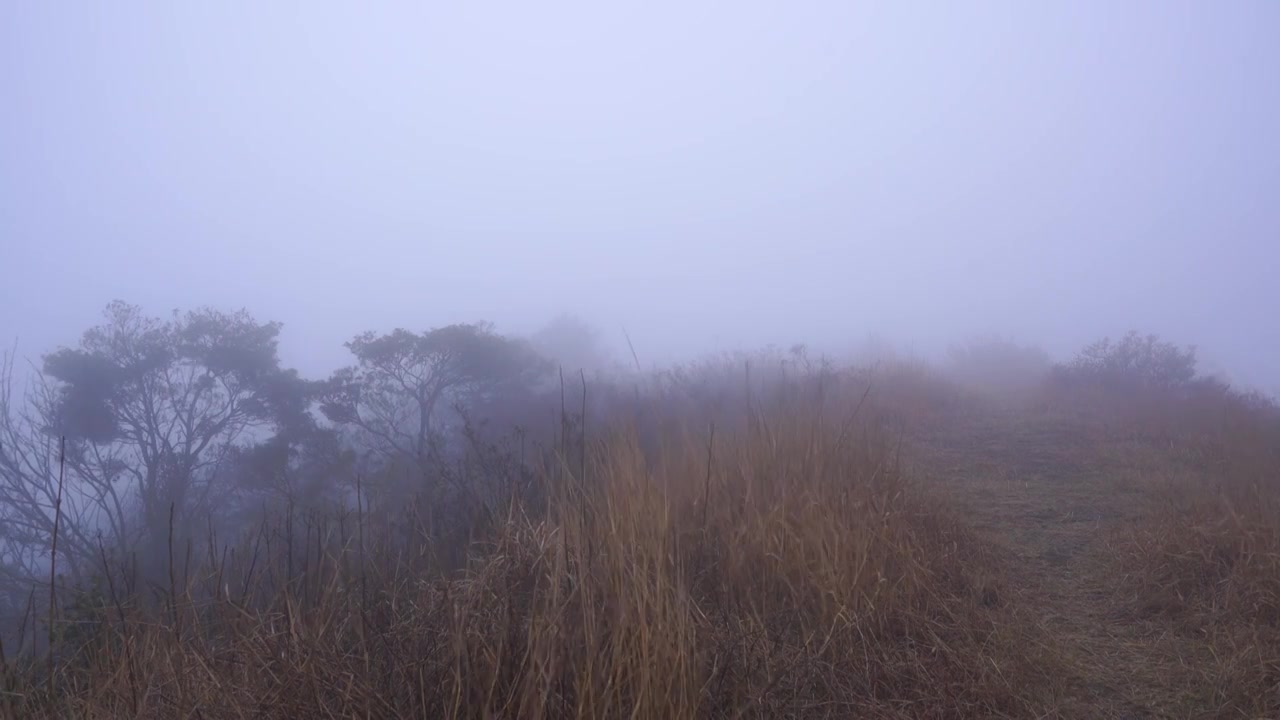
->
3 2 1278 392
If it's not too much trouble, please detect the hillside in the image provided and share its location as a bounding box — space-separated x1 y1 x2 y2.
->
910 401 1278 717
2 352 1277 719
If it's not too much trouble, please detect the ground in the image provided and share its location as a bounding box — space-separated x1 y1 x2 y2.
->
909 406 1232 719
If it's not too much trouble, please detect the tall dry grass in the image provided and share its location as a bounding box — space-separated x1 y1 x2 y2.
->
3 383 1049 719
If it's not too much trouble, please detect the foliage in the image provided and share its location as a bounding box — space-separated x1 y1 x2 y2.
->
528 313 612 375
0 301 316 581
320 324 550 472
1055 331 1198 390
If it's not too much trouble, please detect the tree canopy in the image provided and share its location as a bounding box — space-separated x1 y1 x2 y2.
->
321 323 549 468
0 301 318 576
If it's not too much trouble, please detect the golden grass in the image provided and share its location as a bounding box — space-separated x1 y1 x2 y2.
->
4 387 1053 719
13 358 1278 718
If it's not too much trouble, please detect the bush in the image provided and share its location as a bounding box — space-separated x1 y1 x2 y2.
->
1055 331 1197 391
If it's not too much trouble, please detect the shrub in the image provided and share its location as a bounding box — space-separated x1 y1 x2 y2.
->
1055 331 1197 391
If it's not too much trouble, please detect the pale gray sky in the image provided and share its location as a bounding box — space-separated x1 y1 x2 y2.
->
2 2 1277 390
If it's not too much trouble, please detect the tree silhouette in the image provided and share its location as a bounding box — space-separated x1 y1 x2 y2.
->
321 323 549 472
0 301 312 581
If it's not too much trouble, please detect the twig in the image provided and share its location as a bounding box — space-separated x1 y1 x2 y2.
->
168 501 180 641
580 369 588 484
99 538 139 714
46 435 67 696
356 474 367 611
621 326 642 375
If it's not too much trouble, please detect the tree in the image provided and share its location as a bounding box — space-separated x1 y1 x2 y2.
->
320 324 550 473
222 417 352 515
529 314 611 375
0 301 313 582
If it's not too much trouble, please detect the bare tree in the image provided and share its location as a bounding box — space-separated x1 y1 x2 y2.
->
0 351 119 586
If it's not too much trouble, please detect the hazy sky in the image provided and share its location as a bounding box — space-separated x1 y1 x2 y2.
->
3 3 1277 391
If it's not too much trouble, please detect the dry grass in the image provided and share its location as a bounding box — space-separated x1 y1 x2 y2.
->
1068 382 1280 717
2 385 1052 719
12 356 1277 718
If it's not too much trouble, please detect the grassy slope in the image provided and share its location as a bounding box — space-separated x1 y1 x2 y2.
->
5 368 1278 718
908 391 1279 719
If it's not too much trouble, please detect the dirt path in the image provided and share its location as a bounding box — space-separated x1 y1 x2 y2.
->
909 409 1209 719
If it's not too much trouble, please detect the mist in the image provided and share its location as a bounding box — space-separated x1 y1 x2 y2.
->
3 2 1278 388
8 6 1280 715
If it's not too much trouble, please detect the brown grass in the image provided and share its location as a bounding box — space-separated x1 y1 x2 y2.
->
15 358 1278 718
3 388 1052 719
1072 382 1280 716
